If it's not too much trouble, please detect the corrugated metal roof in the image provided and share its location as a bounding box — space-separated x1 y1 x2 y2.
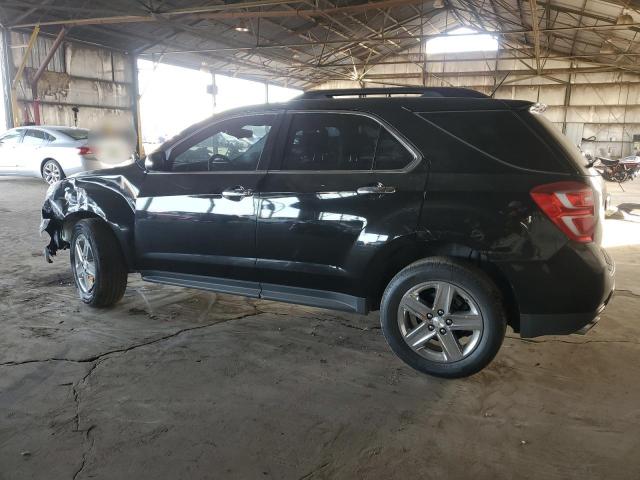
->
2 0 640 88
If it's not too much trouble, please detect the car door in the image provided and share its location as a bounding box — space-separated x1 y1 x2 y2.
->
255 111 427 310
0 129 25 170
135 112 281 295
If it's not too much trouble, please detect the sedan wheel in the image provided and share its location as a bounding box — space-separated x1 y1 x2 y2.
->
42 160 63 184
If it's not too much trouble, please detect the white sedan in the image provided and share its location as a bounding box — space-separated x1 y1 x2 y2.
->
0 126 103 184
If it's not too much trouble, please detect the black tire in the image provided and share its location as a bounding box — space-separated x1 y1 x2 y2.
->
380 257 506 378
70 218 128 307
41 159 65 184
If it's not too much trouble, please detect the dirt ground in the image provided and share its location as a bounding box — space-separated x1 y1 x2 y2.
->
1 176 640 480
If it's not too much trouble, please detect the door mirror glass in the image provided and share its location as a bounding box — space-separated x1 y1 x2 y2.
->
145 150 167 171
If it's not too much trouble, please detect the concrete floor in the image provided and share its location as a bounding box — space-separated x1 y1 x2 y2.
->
1 176 640 480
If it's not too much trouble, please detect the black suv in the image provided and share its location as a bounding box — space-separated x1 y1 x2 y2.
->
41 87 615 378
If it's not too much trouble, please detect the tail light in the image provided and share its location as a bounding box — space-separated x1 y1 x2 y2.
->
77 146 93 155
530 181 596 243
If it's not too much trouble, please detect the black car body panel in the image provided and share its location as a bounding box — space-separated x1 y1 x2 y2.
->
41 90 615 337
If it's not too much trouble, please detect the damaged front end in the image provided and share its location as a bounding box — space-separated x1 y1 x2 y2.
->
41 179 105 262
40 166 141 265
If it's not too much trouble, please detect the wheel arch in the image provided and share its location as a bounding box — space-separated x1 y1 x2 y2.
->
42 178 136 271
364 238 520 331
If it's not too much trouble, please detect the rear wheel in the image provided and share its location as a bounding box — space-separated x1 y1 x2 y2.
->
70 218 127 307
380 257 506 378
42 159 64 184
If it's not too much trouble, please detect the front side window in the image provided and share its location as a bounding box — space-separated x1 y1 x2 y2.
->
169 115 275 172
283 113 380 171
0 130 24 145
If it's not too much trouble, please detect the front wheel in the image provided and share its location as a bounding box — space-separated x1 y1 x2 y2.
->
70 218 128 307
380 257 506 378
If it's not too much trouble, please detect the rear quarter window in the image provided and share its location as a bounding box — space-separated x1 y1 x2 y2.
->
417 110 570 173
52 128 89 141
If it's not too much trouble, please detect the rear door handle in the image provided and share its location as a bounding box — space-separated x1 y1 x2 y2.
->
357 182 396 194
222 186 253 199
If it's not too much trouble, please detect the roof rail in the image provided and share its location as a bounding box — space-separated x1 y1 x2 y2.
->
301 87 488 99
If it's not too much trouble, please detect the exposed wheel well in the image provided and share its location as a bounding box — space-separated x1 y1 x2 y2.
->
62 212 135 272
367 243 520 332
62 211 101 243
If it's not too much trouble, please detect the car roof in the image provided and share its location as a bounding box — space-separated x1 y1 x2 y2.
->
155 87 534 153
218 88 532 117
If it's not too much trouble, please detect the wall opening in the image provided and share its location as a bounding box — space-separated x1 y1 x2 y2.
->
426 27 499 55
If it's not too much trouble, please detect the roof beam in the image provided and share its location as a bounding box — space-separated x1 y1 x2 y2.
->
528 0 542 73
11 0 427 28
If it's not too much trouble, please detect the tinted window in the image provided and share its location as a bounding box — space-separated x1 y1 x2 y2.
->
170 115 274 172
52 128 89 141
525 111 586 174
418 111 565 172
374 129 414 170
283 113 379 171
23 129 47 145
0 130 23 145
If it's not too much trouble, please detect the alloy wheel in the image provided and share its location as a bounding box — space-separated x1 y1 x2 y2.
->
397 281 484 363
42 161 61 184
73 233 96 294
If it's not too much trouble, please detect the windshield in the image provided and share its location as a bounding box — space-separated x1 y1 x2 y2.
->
51 127 89 141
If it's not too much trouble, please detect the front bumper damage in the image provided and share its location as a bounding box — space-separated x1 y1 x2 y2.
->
40 178 107 263
40 217 61 263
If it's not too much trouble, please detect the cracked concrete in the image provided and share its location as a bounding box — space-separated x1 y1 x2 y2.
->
2 177 640 479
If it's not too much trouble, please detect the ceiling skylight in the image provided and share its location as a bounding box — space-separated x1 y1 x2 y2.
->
426 27 499 54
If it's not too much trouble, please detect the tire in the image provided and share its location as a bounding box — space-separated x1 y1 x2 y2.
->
70 218 128 308
380 257 506 378
41 159 65 185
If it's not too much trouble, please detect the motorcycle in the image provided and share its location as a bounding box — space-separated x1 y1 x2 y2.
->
589 154 640 183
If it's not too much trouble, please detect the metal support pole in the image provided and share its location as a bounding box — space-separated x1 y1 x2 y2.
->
31 27 67 125
130 53 143 156
11 25 40 127
0 27 14 130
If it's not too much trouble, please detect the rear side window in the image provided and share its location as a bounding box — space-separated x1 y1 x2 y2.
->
52 128 89 141
525 111 590 174
23 129 47 145
418 111 567 173
374 129 414 170
281 113 415 171
283 113 379 171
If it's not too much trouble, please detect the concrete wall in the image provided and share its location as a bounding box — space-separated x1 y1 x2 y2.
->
315 47 640 159
8 31 134 130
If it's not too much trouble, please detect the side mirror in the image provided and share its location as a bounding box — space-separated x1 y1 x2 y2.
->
145 150 167 171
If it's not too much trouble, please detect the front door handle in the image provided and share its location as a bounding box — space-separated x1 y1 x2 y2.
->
222 186 253 199
357 182 396 195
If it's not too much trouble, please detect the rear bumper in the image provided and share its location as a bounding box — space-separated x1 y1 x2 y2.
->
497 242 616 338
520 286 614 338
